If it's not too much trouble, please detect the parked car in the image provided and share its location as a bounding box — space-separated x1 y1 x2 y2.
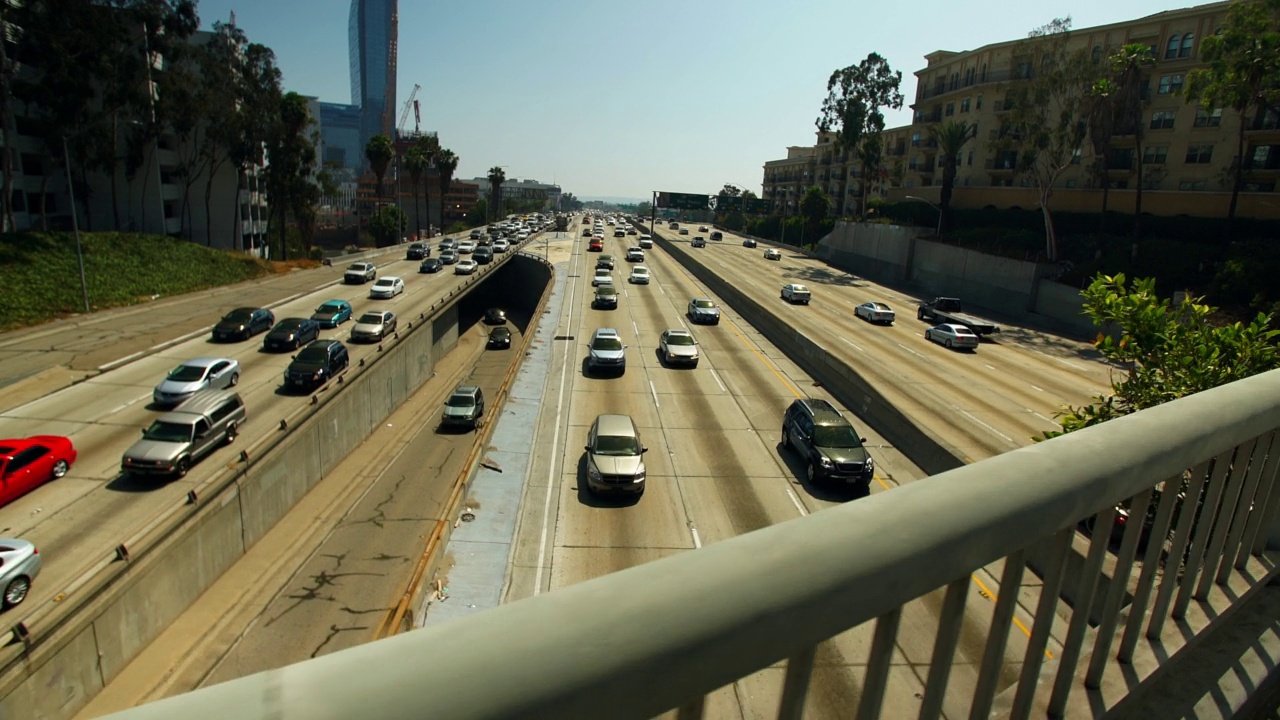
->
484 307 507 325
283 340 350 392
0 436 77 508
594 284 618 309
781 284 811 305
629 266 650 284
153 357 240 406
454 259 479 275
781 397 874 488
0 538 43 608
687 298 721 325
351 311 397 343
263 318 321 352
212 307 274 342
658 328 699 367
586 328 627 375
925 323 980 351
855 302 896 325
419 258 443 273
584 414 647 496
764 248 782 261
406 243 428 260
488 327 512 349
369 276 405 299
121 389 246 478
344 262 376 284
311 299 353 328
441 384 485 430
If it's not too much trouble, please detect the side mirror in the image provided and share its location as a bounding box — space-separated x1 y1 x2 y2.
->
860 437 867 443
584 445 592 452
641 447 649 453
141 428 147 436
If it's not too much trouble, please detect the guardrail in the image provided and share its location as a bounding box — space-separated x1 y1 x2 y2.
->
100 367 1280 720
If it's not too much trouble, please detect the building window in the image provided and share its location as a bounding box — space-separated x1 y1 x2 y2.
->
1157 74 1184 94
20 153 42 177
910 132 921 147
1143 145 1169 164
1185 144 1213 163
967 151 973 166
950 72 959 90
960 98 971 113
1065 179 1077 188
10 190 24 213
1243 181 1276 192
1178 180 1207 190
965 67 975 85
1151 110 1176 129
1180 33 1194 58
1092 45 1103 63
1194 107 1222 127
945 102 955 117
1071 147 1083 165
1250 145 1278 170
1141 178 1162 190
1165 34 1181 60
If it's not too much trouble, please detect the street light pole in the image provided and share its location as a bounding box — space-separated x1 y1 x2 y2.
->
62 135 90 313
905 195 942 239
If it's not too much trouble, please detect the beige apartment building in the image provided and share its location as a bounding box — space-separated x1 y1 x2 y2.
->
762 1 1280 220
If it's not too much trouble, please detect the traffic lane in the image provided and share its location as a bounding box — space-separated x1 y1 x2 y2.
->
199 326 507 683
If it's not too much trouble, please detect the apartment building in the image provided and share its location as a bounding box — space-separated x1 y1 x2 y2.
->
762 1 1280 220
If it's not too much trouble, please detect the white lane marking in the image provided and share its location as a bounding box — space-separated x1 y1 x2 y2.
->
896 342 926 360
785 485 810 516
1031 410 1055 423
709 367 727 393
98 350 146 372
984 363 997 371
841 338 864 353
1056 357 1088 371
959 409 1015 443
632 320 640 338
649 380 660 408
690 526 702 549
658 285 665 295
109 392 152 415
1029 384 1045 393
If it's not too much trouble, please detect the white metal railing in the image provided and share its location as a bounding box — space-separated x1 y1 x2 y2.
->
101 369 1280 720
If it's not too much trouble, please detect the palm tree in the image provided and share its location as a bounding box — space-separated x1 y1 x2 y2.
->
1086 78 1119 235
364 134 393 199
1109 44 1154 250
854 133 883 220
404 146 427 240
927 120 977 238
436 148 458 231
413 134 439 236
487 166 506 221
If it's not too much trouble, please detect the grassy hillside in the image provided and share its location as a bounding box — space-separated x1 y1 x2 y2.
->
0 232 272 331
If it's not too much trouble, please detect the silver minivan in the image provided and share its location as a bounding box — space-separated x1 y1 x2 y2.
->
121 389 246 478
585 414 647 495
587 328 627 375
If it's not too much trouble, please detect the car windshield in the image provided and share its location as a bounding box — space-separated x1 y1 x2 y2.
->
375 279 393 286
492 328 509 336
296 346 329 363
275 319 303 331
954 327 976 336
792 286 809 293
665 334 694 346
812 425 862 449
594 435 640 456
317 303 343 314
446 395 476 408
597 287 615 295
143 420 194 443
357 313 384 324
222 309 252 322
633 269 648 275
167 364 208 382
592 338 623 351
694 300 715 309
348 264 366 271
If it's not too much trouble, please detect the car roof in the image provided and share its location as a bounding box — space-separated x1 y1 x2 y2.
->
594 413 637 436
941 323 975 333
376 275 401 281
178 356 233 368
664 328 692 337
358 310 391 319
796 397 848 425
452 384 481 396
319 299 350 307
592 327 620 337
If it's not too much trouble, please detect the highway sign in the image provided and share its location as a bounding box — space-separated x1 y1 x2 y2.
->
714 195 743 212
743 198 772 214
657 192 709 210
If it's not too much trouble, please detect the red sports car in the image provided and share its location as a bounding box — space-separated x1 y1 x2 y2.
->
0 436 77 508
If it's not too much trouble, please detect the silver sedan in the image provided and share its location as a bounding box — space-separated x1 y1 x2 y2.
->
0 538 42 608
658 328 699 367
152 357 240 407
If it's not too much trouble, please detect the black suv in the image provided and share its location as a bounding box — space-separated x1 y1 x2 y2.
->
283 339 350 393
781 398 874 487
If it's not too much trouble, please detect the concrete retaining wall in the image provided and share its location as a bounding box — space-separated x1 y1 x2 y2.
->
0 253 552 720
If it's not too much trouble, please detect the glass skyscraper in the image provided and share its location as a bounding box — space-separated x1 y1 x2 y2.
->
347 0 397 168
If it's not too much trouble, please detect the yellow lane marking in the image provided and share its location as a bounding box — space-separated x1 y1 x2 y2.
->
970 573 1051 656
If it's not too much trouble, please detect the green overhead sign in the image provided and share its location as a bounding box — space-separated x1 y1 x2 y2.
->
656 192 709 210
714 195 743 211
743 198 772 214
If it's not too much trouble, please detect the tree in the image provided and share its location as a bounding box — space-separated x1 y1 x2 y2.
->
263 92 319 259
720 184 742 197
487 166 506 220
436 147 458 231
799 185 830 245
465 198 488 227
1085 78 1119 235
1040 274 1279 441
1108 44 1155 249
816 52 904 217
998 18 1099 260
1184 0 1280 237
404 146 427 240
854 132 884 219
367 205 406 247
927 120 977 238
364 134 394 199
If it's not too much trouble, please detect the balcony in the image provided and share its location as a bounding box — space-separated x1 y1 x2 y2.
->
985 157 1018 171
917 67 1025 100
914 110 943 124
111 369 1280 720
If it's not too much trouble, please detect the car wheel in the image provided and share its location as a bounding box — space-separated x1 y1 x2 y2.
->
52 459 70 478
3 576 31 608
925 330 932 342
224 424 238 445
228 372 240 387
806 462 819 484
174 458 190 478
945 339 953 349
781 428 790 450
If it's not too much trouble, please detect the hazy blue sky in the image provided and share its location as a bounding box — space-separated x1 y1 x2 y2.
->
194 0 1187 201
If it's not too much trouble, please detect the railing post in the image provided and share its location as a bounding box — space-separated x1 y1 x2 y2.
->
777 644 818 720
968 550 1026 720
855 608 902 720
1009 527 1073 720
1047 506 1116 718
918 578 969 720
1086 488 1152 688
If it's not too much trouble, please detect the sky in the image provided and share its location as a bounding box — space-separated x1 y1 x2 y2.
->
192 0 1192 202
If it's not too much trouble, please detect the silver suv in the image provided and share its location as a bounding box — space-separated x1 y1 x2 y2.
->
687 298 720 325
441 384 485 430
585 414 647 495
121 389 246 478
587 328 627 375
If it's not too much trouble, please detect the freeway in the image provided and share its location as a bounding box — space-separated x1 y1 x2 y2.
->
0 228 534 621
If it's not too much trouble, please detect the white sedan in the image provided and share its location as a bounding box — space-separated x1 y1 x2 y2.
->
628 266 650 284
764 248 781 260
925 323 979 350
855 302 895 325
493 239 510 252
592 267 613 286
457 240 477 254
781 283 811 305
369 276 405 299
454 259 479 275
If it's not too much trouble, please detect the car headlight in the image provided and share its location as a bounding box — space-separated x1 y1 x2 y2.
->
820 457 833 468
865 458 874 471
588 465 601 481
237 325 245 332
286 334 295 341
633 472 645 484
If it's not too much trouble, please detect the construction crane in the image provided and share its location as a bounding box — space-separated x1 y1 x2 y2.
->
397 83 421 139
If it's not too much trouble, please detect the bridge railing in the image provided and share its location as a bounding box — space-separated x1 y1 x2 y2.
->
104 370 1280 720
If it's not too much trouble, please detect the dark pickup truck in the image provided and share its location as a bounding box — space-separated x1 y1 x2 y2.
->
916 297 1000 336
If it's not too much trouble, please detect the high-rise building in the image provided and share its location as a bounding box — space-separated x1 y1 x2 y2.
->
348 0 397 168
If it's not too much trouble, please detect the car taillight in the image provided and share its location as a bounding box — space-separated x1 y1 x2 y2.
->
31 547 38 555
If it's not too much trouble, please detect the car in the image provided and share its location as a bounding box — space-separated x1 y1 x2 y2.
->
582 228 593 237
594 284 618 309
658 328 699 367
764 248 782 261
369 276 405 299
781 284 811 305
212 307 274 342
699 225 708 232
153 357 240 406
588 238 604 252
484 307 507 325
712 231 724 242
311 299 353 328
406 242 429 260
592 267 613 286
679 228 689 235
474 247 494 265
351 310 397 342
691 237 706 248
925 323 980 350
344 262 376 284
419 258 443 273
441 384 485 430
469 229 483 240
0 538 42 608
586 328 626 375
283 339 350 391
855 302 896 325
0 436 77 508
457 240 477 254
742 238 756 248
493 239 510 253
687 298 721 325
584 414 647 496
781 397 874 488
626 227 637 235
439 238 457 251
597 254 615 270
122 389 247 478
455 259 479 275
625 247 644 262
263 318 321 352
488 326 512 349
669 222 679 229
638 234 653 249
440 249 459 265
613 228 626 238
628 266 650 284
